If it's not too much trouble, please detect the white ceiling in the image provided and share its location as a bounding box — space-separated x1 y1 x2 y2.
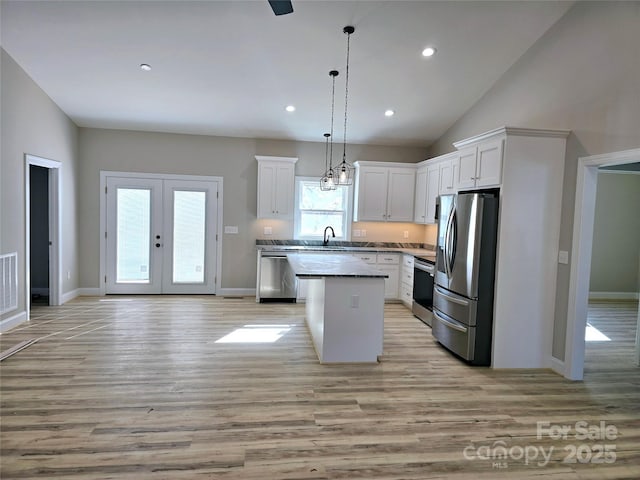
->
1 0 573 147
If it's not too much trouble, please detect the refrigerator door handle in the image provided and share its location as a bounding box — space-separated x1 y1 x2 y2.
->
433 309 468 333
435 285 469 307
446 206 457 276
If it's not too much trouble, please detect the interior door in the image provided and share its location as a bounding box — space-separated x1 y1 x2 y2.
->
106 176 218 294
106 177 163 294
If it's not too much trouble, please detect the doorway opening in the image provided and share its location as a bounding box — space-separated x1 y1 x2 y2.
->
564 148 640 380
29 165 50 306
24 154 62 317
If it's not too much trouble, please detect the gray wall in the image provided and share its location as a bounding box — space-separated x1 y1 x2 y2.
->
29 165 49 291
428 2 640 360
1 49 79 321
590 173 640 293
77 128 429 290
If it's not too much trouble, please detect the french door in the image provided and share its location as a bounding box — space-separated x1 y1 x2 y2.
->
105 176 218 294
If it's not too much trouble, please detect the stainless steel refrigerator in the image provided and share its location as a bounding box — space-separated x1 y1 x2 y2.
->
432 192 499 366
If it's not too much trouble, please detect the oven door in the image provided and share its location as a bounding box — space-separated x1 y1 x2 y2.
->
412 260 434 326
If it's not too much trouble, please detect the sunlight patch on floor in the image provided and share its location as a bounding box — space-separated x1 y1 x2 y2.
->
585 323 611 342
215 324 293 343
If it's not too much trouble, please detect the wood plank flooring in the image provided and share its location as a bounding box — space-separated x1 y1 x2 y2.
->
1 297 638 479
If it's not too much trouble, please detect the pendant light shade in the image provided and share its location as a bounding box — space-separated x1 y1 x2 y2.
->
335 25 355 186
320 70 339 191
320 133 336 191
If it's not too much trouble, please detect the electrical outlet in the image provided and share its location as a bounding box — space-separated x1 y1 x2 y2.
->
558 250 569 264
67 271 71 280
361 229 366 237
353 229 361 237
264 226 272 235
403 230 409 239
350 295 359 308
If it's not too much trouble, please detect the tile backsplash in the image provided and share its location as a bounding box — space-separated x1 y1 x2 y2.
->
255 218 437 245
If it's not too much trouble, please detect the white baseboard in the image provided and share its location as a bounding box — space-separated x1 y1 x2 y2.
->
61 289 80 304
550 356 565 377
589 291 639 301
1 310 28 333
78 288 102 296
217 288 256 297
75 288 256 298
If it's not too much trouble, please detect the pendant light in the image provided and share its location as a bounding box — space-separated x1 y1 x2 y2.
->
320 132 335 190
336 25 355 186
320 70 339 191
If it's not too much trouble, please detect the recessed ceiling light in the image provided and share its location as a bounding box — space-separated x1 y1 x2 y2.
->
285 105 296 112
384 109 395 117
140 63 152 71
421 47 436 58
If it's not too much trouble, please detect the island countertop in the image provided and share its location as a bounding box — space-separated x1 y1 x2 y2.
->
287 253 389 278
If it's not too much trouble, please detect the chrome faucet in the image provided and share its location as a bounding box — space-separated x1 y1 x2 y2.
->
323 226 335 246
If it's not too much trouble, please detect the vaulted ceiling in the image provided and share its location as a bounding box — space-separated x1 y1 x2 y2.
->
1 1 573 147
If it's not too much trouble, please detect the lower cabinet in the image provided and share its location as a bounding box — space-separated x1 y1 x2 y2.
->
399 254 414 308
297 251 401 302
353 253 400 300
375 253 400 300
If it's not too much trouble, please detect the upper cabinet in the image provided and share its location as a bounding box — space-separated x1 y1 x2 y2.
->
256 156 298 219
454 138 504 191
438 154 457 195
353 162 416 222
414 153 457 224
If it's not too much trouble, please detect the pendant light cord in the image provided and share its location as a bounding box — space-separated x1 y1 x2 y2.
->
330 71 338 171
342 31 351 162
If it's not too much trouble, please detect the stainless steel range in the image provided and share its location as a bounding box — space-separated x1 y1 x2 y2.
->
412 256 435 326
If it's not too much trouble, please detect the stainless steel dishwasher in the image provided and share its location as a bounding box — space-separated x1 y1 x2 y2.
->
258 251 297 302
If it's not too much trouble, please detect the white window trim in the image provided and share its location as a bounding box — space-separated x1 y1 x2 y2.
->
294 176 353 241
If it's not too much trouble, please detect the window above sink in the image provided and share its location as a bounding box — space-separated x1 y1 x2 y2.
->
293 177 353 241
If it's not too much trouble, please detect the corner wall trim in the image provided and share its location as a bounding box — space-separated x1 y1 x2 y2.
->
589 291 639 301
550 356 565 377
61 289 80 304
0 311 28 333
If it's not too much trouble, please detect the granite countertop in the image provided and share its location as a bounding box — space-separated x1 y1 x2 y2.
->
257 242 435 260
286 253 389 278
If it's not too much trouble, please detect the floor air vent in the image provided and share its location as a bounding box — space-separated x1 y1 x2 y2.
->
1 252 18 315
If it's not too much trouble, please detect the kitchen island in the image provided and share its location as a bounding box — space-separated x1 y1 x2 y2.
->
286 253 388 363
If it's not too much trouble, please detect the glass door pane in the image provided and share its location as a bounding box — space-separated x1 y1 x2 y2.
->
116 188 151 283
172 190 206 283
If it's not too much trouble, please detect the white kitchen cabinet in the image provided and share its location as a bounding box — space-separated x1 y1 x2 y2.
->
414 161 441 224
352 252 377 264
353 162 416 222
400 254 414 308
255 156 297 219
413 167 428 223
454 139 503 191
438 154 457 195
376 253 400 299
414 152 457 224
451 126 568 369
377 265 399 299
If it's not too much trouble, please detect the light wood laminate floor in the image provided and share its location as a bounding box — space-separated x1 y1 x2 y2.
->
1 297 638 479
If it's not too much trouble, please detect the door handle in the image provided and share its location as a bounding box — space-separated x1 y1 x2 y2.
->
433 309 468 333
435 285 469 306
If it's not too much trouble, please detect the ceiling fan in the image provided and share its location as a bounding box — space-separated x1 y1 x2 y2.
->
268 0 293 16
